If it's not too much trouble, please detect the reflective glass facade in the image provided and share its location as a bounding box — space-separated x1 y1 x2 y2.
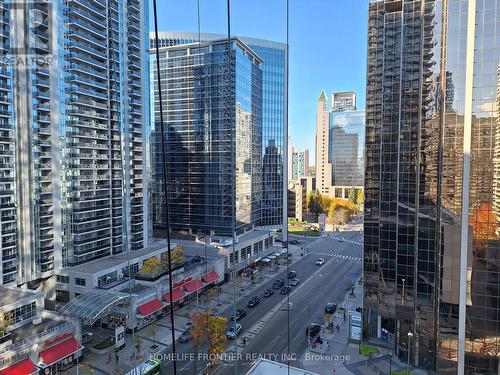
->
364 0 500 373
0 0 149 285
150 39 263 236
329 110 365 187
151 32 285 229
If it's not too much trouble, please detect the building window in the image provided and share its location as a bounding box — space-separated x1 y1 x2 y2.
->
56 275 69 284
254 241 263 254
75 278 86 287
56 290 70 303
3 302 36 326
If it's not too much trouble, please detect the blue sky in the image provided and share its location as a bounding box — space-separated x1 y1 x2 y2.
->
153 0 369 154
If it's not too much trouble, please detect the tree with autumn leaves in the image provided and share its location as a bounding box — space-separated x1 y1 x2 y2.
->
469 203 498 257
191 310 227 372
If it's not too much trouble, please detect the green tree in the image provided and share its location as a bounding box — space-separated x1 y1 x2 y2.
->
348 187 358 204
207 316 228 365
307 190 325 216
357 190 364 205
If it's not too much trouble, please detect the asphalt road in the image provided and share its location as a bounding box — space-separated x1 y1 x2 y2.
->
161 228 363 374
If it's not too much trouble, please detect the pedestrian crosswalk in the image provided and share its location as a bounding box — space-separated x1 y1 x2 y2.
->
310 252 362 261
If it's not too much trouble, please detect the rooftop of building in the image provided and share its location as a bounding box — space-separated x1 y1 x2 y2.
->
153 36 263 64
66 240 173 275
10 316 63 344
150 31 286 50
245 359 318 375
0 286 41 307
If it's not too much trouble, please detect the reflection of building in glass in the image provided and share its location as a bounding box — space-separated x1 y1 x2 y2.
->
0 0 149 288
152 32 285 229
364 1 500 373
315 91 364 198
150 38 263 236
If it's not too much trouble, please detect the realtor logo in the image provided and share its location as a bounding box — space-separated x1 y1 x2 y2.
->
1 0 54 69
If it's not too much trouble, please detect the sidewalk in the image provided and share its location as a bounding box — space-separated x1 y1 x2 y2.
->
300 279 420 375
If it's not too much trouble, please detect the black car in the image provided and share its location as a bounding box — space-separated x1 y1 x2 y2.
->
273 279 285 289
178 329 192 343
264 288 274 297
325 303 337 314
289 239 300 245
191 255 203 263
280 286 291 294
288 270 297 279
231 308 247 321
355 306 362 313
275 238 282 243
308 323 321 338
247 296 261 308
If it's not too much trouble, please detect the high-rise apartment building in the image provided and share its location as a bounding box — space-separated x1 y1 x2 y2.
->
364 1 500 373
151 32 285 229
291 148 309 180
0 0 149 287
315 90 364 199
150 38 263 236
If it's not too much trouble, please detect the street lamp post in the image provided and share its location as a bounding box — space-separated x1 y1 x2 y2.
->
407 331 413 374
401 278 406 306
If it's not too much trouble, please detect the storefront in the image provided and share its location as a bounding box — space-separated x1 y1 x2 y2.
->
37 334 82 374
0 358 38 375
136 298 165 330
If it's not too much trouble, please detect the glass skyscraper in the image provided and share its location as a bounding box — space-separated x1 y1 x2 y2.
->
329 109 364 187
364 0 500 373
0 0 149 286
150 38 263 236
151 32 285 229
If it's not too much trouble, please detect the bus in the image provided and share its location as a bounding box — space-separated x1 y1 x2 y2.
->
125 358 161 375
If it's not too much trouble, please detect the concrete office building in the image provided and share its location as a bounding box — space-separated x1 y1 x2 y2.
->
315 91 364 199
364 1 500 373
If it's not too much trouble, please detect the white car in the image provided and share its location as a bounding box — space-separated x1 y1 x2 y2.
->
315 258 325 265
226 323 242 339
338 237 344 242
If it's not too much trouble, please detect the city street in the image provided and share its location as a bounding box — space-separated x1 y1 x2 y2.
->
160 226 363 374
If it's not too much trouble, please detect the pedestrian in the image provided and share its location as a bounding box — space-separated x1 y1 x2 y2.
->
305 327 309 337
107 352 112 364
115 353 119 365
326 340 331 352
242 337 247 347
343 311 346 320
336 324 339 332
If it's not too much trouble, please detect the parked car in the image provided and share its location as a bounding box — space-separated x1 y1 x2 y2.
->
275 238 282 243
289 239 300 245
288 270 297 279
231 309 247 321
325 303 337 314
273 279 285 289
308 323 321 338
355 306 363 313
247 296 261 308
264 288 274 297
338 237 344 242
191 255 204 263
289 278 300 286
178 329 192 343
315 258 325 265
280 286 292 294
226 323 242 339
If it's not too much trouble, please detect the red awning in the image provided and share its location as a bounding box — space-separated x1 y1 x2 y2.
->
0 358 37 375
163 288 184 303
202 271 219 284
40 337 81 366
137 298 164 316
184 279 204 294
